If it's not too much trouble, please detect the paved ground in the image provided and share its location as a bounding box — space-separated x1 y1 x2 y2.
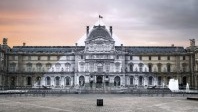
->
0 94 198 112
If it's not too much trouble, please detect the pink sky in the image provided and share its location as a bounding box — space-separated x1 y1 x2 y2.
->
0 0 197 47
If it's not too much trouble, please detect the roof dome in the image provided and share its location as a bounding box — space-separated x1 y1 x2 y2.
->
86 25 113 41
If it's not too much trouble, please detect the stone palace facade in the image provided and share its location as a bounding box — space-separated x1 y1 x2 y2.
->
0 23 198 89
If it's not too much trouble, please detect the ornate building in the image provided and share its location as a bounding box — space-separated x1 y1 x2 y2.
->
0 23 198 89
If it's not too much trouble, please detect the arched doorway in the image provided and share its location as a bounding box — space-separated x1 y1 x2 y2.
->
158 76 162 85
96 76 103 88
79 76 85 86
139 76 144 86
114 76 120 87
65 76 71 86
55 76 60 86
46 77 51 86
148 76 153 86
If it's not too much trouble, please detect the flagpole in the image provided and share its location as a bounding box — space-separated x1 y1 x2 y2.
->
99 15 100 25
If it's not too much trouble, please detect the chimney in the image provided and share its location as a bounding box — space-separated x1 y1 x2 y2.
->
86 26 89 37
110 26 113 36
23 42 26 46
171 44 174 47
3 38 7 45
189 39 195 47
75 43 78 46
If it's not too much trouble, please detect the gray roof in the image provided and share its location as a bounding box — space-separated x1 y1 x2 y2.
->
86 25 113 41
122 46 187 54
10 46 187 54
11 46 84 53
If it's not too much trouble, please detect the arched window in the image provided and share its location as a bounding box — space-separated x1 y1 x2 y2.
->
55 63 61 72
138 63 143 72
65 63 71 72
97 63 103 72
26 63 32 72
114 76 121 86
167 63 171 72
148 63 152 72
27 77 32 85
46 77 51 86
65 77 71 86
129 63 134 72
36 63 42 72
79 76 85 86
157 63 162 72
130 76 134 85
46 63 52 69
148 76 153 85
139 76 144 86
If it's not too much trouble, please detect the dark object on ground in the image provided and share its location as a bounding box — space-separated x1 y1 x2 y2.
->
187 97 198 101
97 99 103 106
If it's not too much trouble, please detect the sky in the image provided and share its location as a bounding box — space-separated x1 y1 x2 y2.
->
0 0 198 47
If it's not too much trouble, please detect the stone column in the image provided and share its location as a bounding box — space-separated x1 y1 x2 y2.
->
76 74 79 85
144 77 147 86
41 77 45 86
61 76 64 87
51 76 54 87
109 76 114 87
135 76 138 85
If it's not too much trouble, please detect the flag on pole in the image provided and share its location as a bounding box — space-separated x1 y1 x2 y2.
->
99 15 103 19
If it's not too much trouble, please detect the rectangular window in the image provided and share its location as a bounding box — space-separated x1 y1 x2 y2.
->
38 56 40 60
149 56 151 60
158 65 161 72
81 55 83 59
158 56 161 60
167 64 171 72
183 56 186 60
149 65 152 72
13 56 15 60
27 66 32 72
139 56 142 60
130 56 133 60
167 56 170 60
66 56 70 60
57 56 60 60
28 56 31 61
117 55 119 59
47 56 50 61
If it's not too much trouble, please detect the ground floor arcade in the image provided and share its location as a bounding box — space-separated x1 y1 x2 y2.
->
1 73 192 89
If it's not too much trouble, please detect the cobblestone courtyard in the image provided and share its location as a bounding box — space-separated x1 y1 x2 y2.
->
0 94 198 112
